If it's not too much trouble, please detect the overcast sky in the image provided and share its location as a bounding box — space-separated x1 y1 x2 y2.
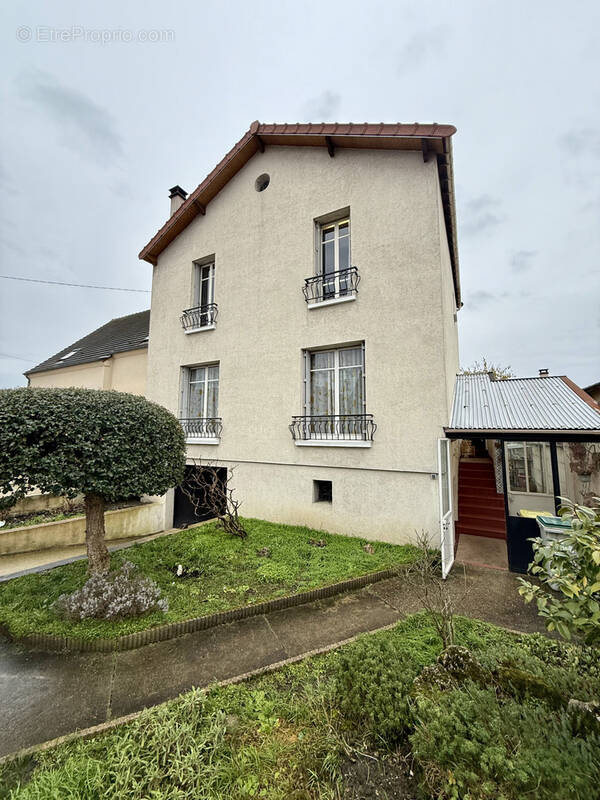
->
1 1 598 389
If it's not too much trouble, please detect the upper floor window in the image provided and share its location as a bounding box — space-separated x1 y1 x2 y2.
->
304 214 358 307
194 261 215 309
181 260 217 332
320 218 350 299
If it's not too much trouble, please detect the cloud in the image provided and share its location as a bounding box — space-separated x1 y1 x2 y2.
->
466 290 498 310
460 194 504 237
397 26 449 73
559 128 600 158
510 249 538 273
17 70 123 164
302 90 341 121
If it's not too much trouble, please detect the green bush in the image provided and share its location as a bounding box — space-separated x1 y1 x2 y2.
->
519 497 600 644
333 636 420 745
411 683 600 800
473 633 600 702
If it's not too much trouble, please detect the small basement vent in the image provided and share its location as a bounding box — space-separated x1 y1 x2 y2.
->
313 480 332 503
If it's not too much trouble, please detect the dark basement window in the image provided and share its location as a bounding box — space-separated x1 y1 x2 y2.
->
313 479 332 503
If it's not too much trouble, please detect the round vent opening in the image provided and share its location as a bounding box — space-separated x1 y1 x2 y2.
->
254 173 270 192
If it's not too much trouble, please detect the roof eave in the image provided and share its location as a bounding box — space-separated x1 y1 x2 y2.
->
139 121 460 304
444 427 600 441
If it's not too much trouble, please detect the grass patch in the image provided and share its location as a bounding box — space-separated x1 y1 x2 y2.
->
0 517 417 641
2 614 598 800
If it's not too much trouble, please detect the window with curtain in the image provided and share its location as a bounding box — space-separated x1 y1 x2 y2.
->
506 441 550 494
186 365 219 418
307 345 364 418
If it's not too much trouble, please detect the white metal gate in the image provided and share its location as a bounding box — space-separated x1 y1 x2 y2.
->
438 438 455 578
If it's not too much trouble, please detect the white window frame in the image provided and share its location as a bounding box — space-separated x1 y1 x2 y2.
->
185 260 216 333
309 216 355 309
180 363 220 444
505 441 552 495
296 343 370 448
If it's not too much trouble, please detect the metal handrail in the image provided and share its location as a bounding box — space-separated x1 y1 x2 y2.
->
180 303 218 330
180 417 223 439
289 413 376 441
303 266 360 305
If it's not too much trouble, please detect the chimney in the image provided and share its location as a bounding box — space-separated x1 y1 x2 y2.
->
169 185 187 216
539 368 549 376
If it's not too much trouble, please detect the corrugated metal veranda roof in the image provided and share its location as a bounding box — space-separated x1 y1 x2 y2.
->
447 373 600 435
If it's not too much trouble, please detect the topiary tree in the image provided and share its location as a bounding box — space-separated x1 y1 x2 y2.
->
0 388 186 574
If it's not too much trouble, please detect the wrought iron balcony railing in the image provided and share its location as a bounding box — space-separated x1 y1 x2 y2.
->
303 266 360 305
180 303 218 331
180 417 223 440
289 414 376 441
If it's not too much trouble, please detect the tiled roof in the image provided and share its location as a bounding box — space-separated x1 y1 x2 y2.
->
447 373 600 434
139 120 460 305
25 310 150 376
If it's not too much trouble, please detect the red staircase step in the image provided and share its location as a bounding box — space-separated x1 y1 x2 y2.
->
457 459 506 541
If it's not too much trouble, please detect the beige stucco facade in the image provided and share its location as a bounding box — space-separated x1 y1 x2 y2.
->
146 145 460 544
27 348 148 394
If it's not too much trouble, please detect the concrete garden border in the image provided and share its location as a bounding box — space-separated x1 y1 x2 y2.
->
7 565 407 653
0 501 166 556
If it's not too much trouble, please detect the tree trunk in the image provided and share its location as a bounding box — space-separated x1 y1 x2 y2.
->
84 493 110 574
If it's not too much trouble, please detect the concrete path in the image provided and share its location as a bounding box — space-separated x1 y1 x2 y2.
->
0 564 546 758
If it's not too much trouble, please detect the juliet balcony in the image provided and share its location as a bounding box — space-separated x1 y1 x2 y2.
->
303 266 360 308
180 303 218 333
289 413 376 447
180 417 222 444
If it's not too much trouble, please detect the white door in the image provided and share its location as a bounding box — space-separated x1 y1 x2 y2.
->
438 438 455 578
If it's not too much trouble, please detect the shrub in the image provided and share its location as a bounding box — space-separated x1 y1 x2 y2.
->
472 636 600 703
521 633 600 684
518 497 600 644
333 635 420 745
411 683 600 800
53 562 168 621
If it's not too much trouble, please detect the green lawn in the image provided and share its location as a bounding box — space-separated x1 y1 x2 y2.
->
0 518 418 641
2 613 598 800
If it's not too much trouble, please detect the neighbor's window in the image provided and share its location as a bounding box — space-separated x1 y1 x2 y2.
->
183 364 219 419
306 345 364 418
506 441 550 494
319 217 351 298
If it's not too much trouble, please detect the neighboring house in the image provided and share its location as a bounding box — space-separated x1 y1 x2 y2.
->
445 372 600 573
139 121 460 545
25 310 150 394
585 381 600 404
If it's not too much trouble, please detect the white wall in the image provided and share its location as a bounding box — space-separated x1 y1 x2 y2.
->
147 145 459 543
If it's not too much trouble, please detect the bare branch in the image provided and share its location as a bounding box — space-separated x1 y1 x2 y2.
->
180 460 248 539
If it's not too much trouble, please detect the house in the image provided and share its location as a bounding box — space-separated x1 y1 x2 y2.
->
585 381 600 404
25 310 150 394
445 372 600 572
139 121 460 545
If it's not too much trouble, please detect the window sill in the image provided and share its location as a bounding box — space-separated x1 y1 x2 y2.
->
307 295 356 310
294 440 372 448
184 324 216 335
186 437 220 445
